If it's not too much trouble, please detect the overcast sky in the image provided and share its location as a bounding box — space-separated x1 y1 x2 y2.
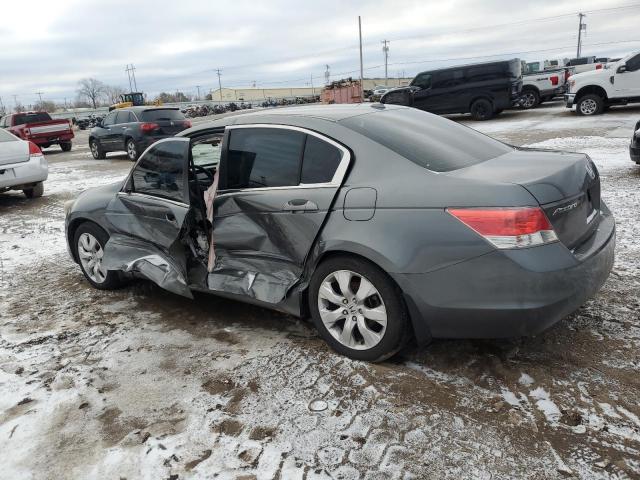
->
1 0 639 106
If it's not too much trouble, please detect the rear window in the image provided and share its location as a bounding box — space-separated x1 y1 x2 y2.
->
140 109 185 121
340 108 512 172
0 128 17 142
13 112 52 125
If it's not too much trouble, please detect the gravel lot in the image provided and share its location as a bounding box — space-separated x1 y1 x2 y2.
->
1 102 639 480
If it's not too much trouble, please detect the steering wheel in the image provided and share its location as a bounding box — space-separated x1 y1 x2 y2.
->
193 164 214 183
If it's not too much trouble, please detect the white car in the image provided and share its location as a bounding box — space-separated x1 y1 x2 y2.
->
565 51 640 115
0 128 48 198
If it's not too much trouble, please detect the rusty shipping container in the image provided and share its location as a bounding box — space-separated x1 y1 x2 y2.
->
321 81 363 104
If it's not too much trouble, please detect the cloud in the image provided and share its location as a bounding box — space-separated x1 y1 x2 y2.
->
1 0 639 106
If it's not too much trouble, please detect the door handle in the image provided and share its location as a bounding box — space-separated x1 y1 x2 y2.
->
282 199 318 212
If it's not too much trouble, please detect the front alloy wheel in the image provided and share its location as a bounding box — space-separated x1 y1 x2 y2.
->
78 232 107 284
126 139 138 161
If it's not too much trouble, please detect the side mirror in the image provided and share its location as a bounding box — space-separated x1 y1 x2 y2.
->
617 65 627 74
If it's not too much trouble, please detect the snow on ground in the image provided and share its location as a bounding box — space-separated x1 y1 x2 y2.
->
1 105 640 479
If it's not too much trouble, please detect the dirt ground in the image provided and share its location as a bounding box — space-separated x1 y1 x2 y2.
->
1 102 639 480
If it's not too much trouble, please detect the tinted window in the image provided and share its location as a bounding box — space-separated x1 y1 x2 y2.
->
0 128 17 142
13 112 51 125
141 109 185 121
465 64 504 82
115 111 133 124
131 140 187 202
432 69 464 89
102 112 117 126
411 73 432 89
301 135 342 184
341 108 512 172
225 128 304 189
626 54 640 71
192 134 223 167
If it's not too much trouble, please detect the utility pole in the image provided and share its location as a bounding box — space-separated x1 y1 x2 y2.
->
358 16 364 102
0 96 4 115
577 13 586 58
216 69 223 102
382 39 390 86
125 65 133 92
324 64 330 85
196 85 201 100
310 74 314 96
35 91 44 107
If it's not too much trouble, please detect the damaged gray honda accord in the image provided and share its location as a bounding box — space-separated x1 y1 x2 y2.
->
64 104 615 361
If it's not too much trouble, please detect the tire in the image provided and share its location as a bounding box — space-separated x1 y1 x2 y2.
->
73 222 124 290
576 94 604 116
309 256 409 362
470 98 494 120
60 141 72 152
90 139 105 159
126 138 139 161
519 89 539 109
23 182 44 199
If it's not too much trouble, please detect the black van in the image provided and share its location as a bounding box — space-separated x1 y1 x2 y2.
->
381 59 522 120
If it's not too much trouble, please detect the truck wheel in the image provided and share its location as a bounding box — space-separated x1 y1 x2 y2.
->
520 89 539 109
309 256 409 362
23 182 44 199
576 94 604 116
60 141 72 152
90 139 105 159
470 99 494 120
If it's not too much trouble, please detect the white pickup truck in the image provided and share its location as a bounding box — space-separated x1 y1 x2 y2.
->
520 63 569 109
565 51 640 115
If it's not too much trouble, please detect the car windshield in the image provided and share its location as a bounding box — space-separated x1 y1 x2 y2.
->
140 109 185 121
0 128 17 142
13 112 52 124
341 107 513 172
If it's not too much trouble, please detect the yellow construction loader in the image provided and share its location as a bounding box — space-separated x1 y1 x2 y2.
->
109 92 162 111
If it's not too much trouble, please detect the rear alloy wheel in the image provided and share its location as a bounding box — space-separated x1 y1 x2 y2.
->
90 139 105 159
60 141 72 152
126 139 139 161
23 182 44 199
576 94 604 116
470 98 494 121
309 256 409 362
73 222 123 290
520 89 539 109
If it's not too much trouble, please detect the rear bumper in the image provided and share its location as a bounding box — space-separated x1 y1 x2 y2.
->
565 93 576 108
0 155 48 190
30 132 74 145
396 206 615 339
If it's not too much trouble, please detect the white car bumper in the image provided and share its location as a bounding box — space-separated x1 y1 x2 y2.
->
0 155 48 190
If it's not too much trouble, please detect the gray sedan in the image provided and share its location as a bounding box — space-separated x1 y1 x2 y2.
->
64 104 615 361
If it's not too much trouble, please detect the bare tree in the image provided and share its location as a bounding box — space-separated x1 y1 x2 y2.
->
14 102 25 113
34 100 56 113
105 85 127 105
77 78 106 109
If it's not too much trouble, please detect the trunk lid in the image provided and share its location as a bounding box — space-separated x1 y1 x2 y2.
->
452 148 601 250
0 138 29 166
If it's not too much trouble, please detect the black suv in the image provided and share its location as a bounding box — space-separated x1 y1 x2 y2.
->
381 59 522 120
89 107 191 160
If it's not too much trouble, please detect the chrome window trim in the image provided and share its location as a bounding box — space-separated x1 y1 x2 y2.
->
221 124 351 193
116 191 189 208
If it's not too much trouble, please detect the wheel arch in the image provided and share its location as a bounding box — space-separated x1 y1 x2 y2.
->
575 85 608 102
67 217 107 263
522 84 540 94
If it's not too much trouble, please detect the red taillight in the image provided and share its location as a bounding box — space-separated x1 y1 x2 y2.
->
28 141 43 157
447 207 558 249
140 122 159 133
596 64 603 70
550 75 559 86
183 120 192 128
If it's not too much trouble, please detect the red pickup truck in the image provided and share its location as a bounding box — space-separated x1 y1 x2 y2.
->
0 111 74 151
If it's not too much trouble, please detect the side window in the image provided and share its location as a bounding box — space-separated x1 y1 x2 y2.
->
412 73 432 89
465 65 502 82
626 54 640 72
301 135 343 184
131 141 188 203
432 70 464 89
225 128 305 189
192 134 223 167
103 112 117 126
115 111 131 124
